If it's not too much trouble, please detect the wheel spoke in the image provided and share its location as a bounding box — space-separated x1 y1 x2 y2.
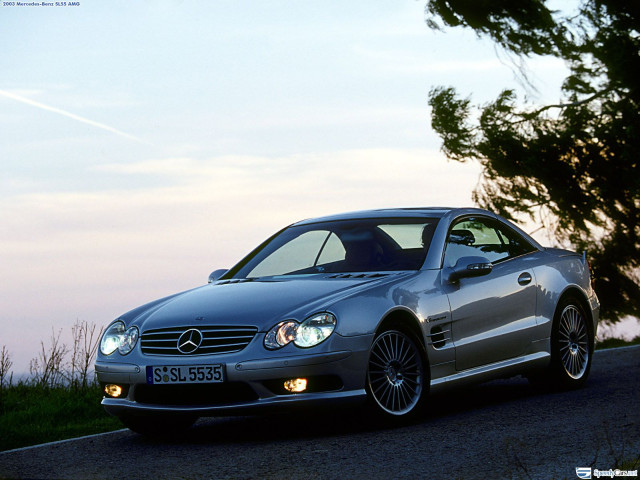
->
371 349 387 366
390 334 400 359
559 331 571 342
369 359 387 369
399 339 414 363
561 349 571 365
571 355 577 375
398 384 410 409
379 382 392 401
383 335 396 362
390 387 398 412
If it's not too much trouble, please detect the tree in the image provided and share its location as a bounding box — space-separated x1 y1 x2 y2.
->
426 0 640 321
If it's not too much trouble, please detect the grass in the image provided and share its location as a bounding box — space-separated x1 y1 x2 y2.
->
595 335 640 350
0 384 122 452
616 456 640 472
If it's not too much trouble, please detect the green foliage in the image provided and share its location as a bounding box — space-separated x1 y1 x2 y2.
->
425 0 561 56
426 0 640 321
0 383 121 452
596 336 640 350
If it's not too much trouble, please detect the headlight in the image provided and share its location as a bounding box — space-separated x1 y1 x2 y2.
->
264 321 298 349
264 313 336 350
100 321 139 356
295 313 336 347
119 325 139 355
100 321 124 355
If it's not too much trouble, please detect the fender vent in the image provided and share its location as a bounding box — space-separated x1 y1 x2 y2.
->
427 326 449 349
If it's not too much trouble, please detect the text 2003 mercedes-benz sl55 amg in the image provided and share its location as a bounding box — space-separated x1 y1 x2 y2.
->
96 207 599 435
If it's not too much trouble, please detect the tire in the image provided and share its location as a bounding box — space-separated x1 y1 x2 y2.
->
119 413 198 437
531 296 594 390
366 328 427 419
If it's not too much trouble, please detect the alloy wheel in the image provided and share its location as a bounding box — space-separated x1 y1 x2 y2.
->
367 330 424 416
558 305 589 379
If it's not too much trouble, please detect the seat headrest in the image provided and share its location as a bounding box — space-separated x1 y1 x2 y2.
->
449 229 475 245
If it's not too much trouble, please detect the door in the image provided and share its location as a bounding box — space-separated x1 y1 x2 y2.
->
442 216 538 371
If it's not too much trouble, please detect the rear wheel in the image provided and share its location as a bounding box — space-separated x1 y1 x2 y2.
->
556 302 591 381
530 296 593 389
366 329 427 418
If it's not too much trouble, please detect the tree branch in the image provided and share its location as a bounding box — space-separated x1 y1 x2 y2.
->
522 87 614 119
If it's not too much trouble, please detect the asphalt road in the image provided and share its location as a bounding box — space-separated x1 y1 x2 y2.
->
1 346 638 480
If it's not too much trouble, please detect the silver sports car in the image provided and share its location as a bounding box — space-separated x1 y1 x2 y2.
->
96 207 599 435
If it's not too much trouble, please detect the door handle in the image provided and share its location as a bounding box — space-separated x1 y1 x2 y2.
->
518 272 532 286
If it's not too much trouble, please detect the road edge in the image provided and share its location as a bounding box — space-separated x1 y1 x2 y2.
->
0 429 128 455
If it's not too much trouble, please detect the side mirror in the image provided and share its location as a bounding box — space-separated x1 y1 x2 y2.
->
445 256 493 284
208 269 228 283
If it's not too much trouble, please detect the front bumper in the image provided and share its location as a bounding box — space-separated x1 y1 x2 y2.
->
96 334 372 417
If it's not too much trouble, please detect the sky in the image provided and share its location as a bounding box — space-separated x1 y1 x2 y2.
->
1 1 635 374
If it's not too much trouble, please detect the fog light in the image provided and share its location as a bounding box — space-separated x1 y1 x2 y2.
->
283 378 307 393
104 384 123 398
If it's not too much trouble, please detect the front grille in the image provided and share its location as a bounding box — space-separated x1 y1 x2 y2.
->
134 382 258 406
140 325 258 356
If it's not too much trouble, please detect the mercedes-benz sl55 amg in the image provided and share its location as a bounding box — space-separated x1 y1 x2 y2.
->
96 207 599 435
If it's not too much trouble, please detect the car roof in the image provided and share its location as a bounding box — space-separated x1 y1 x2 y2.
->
291 207 488 225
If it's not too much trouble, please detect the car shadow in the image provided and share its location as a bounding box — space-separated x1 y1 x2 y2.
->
128 375 554 447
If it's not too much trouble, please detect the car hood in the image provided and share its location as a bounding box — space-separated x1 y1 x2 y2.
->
125 274 411 332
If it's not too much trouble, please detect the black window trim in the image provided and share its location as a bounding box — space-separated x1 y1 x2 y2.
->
441 214 538 268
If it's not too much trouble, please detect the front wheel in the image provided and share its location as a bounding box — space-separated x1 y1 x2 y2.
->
366 329 427 418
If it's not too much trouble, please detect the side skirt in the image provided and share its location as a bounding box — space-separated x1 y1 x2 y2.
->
429 351 550 393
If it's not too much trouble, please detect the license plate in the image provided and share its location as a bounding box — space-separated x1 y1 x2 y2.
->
146 364 224 385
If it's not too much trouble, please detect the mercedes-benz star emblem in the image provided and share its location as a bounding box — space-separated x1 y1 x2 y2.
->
177 328 203 354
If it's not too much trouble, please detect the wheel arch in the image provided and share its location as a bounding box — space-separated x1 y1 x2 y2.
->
542 285 595 388
374 308 429 362
557 286 595 336
366 308 431 416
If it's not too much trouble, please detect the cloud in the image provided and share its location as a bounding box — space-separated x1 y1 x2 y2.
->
3 148 482 271
352 45 566 76
91 149 482 206
0 89 150 145
0 148 481 372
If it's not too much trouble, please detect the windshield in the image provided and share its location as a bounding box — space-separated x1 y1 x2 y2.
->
228 218 439 279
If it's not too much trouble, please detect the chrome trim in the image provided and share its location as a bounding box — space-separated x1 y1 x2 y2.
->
102 389 367 414
235 350 352 371
430 352 550 391
95 362 140 374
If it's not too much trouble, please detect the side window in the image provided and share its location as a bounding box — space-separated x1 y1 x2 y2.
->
444 217 536 267
495 222 537 259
